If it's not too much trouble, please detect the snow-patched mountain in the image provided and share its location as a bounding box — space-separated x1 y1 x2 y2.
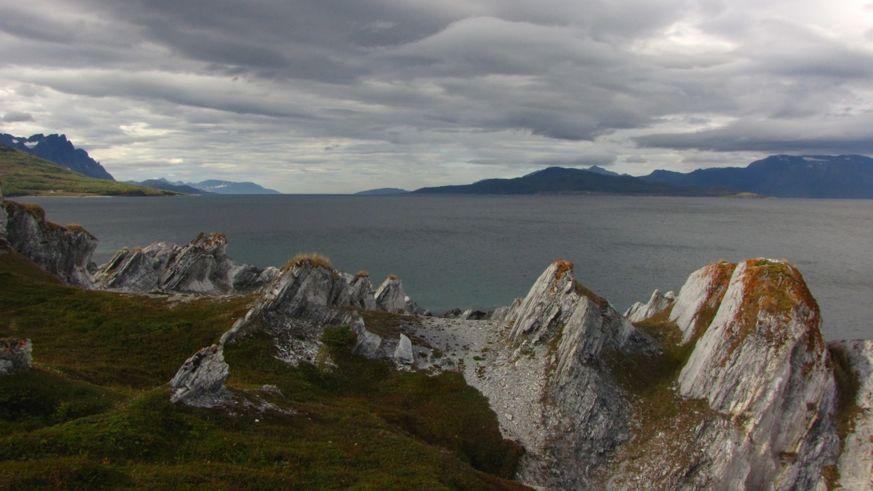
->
0 133 114 180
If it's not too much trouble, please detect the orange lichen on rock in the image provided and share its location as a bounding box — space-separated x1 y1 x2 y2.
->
282 253 333 272
725 259 823 360
552 260 574 280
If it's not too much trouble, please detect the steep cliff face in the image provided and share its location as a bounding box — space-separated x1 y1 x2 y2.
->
669 259 838 489
375 275 420 314
1 201 96 286
93 232 278 295
830 340 873 490
467 261 652 488
669 260 736 343
343 272 378 311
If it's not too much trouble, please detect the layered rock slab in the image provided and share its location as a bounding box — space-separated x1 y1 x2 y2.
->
464 261 652 489
93 232 278 295
1 201 96 286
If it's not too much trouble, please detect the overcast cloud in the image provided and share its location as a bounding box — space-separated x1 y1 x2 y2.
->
1 0 872 192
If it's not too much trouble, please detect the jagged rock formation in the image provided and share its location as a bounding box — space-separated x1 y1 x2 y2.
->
160 250 872 490
93 232 278 295
668 260 736 343
343 272 378 310
169 344 229 407
393 334 414 365
647 259 839 489
0 338 32 376
375 275 420 314
831 340 873 490
170 258 390 406
1 200 96 286
624 288 674 323
448 261 652 488
224 258 379 364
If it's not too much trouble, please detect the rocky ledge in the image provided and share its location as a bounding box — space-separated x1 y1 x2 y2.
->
1 200 96 286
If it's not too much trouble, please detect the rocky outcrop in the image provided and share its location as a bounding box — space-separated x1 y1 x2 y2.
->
624 288 674 323
160 251 869 490
831 340 873 490
1 201 96 286
224 259 376 363
93 232 278 295
169 257 387 407
0 338 32 376
471 260 652 488
169 344 229 407
668 260 735 343
393 334 414 365
375 275 420 314
665 259 838 489
343 272 378 310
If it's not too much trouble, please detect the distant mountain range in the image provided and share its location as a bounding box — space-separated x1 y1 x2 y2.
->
414 166 704 196
408 156 873 198
641 155 873 198
130 178 281 195
0 133 114 180
187 179 280 195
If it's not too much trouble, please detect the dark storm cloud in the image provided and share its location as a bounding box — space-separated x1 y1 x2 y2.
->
1 0 871 191
2 111 34 122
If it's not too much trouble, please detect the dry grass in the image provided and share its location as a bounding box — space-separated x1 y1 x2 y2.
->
354 270 369 278
282 253 333 272
64 224 97 240
5 202 46 222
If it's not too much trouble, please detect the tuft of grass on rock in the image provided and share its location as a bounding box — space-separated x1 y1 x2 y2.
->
282 253 333 272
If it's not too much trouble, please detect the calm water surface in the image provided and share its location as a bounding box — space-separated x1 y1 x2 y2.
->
22 194 873 341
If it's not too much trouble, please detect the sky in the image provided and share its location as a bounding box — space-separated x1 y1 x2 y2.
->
2 0 873 193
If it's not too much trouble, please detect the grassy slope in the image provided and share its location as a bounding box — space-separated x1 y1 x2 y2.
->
0 145 173 197
0 250 526 490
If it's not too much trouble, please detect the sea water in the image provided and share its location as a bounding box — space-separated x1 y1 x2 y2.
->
21 194 873 341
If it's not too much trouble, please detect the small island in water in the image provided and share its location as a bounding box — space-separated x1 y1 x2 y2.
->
1 197 871 489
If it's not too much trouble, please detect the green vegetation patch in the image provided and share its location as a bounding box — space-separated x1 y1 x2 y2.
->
0 251 252 388
0 145 172 196
0 251 527 489
603 316 717 477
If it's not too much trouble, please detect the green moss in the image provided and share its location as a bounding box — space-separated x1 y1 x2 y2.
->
0 251 252 388
359 310 431 347
605 318 716 475
574 280 609 309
